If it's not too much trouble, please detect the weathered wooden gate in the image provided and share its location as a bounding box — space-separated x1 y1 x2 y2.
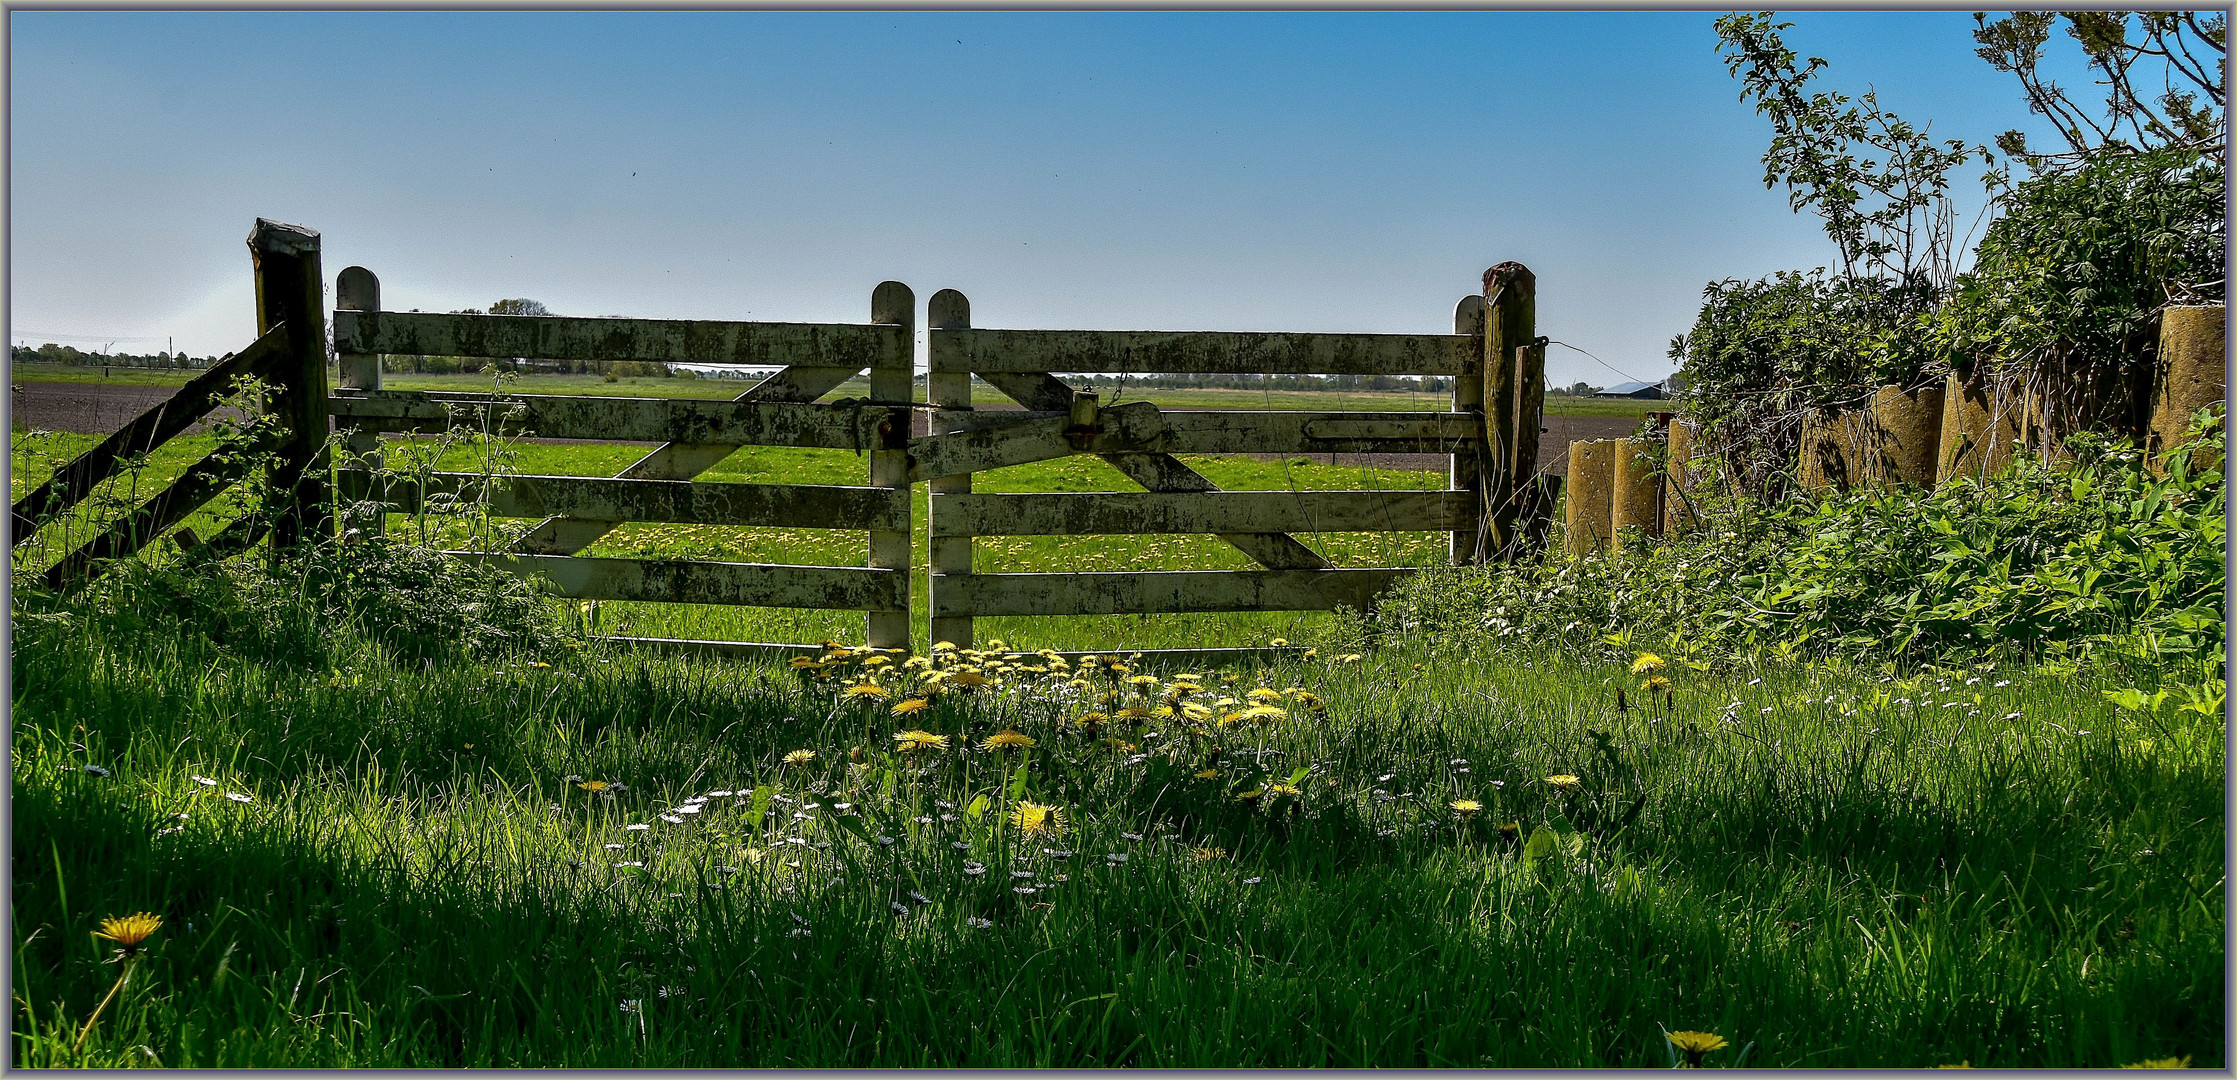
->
326 269 917 656
907 270 1538 656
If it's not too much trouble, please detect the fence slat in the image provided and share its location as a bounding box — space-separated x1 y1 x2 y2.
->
973 368 1329 571
908 406 1484 481
931 569 1413 617
934 328 1474 376
340 471 908 531
333 309 904 369
931 490 1476 536
12 324 289 542
327 391 905 449
43 447 257 589
451 552 907 610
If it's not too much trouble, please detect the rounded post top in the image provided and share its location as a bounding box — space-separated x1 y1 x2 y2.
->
1482 262 1535 302
1453 294 1485 334
871 280 915 327
928 289 971 330
336 266 381 312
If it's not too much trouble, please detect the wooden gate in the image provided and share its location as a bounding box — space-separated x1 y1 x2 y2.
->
327 271 917 657
908 271 1538 659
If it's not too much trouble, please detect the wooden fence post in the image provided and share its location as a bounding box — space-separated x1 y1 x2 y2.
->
335 265 383 538
248 219 330 552
926 289 974 649
867 281 915 653
1450 294 1485 565
1481 262 1536 559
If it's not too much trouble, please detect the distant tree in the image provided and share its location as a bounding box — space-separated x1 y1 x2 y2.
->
489 298 553 317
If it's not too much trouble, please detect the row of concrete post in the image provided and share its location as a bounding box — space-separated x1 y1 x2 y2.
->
1563 305 2226 557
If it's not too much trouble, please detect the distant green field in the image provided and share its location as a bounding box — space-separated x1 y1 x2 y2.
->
10 362 1655 418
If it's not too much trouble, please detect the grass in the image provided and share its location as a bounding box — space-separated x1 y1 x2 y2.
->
10 608 2223 1067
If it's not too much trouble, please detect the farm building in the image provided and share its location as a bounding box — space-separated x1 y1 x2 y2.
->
1594 379 1668 399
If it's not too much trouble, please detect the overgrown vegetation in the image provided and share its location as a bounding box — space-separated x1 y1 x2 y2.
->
1354 420 2226 678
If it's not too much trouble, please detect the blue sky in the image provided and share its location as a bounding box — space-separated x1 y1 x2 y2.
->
10 10 2082 386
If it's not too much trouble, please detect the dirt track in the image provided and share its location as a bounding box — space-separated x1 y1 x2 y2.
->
10 380 1640 475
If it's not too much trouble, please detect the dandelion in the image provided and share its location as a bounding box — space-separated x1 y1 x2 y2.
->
980 729 1036 752
2122 1057 2194 1069
1010 801 1065 837
782 750 817 767
1113 707 1153 721
1247 687 1285 705
77 913 161 1050
894 730 950 754
1195 768 1220 780
1544 774 1581 791
1236 788 1263 801
1127 674 1161 690
1665 1031 1727 1067
1451 798 1483 817
948 671 992 688
843 683 891 703
1646 674 1672 692
1630 653 1665 675
1291 691 1327 714
1241 704 1287 725
1194 847 1226 861
1267 783 1302 799
1270 638 1288 647
891 698 932 717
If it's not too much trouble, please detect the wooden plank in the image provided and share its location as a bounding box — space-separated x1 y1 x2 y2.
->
907 406 1484 481
332 309 905 369
1450 294 1486 565
932 568 1415 617
11 324 288 542
932 328 1474 376
931 490 1476 536
339 470 908 531
326 391 905 449
452 553 907 611
864 280 915 650
596 636 826 660
44 447 255 589
974 367 1328 572
926 289 978 648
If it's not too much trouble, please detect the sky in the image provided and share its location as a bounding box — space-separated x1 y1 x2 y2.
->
9 10 2091 387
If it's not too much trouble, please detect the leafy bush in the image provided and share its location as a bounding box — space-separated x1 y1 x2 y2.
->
1351 419 2225 673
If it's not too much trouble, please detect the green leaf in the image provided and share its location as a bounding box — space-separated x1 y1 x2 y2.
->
964 793 990 820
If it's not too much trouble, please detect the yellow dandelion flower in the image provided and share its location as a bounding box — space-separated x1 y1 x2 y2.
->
1114 707 1153 720
863 656 893 668
1646 674 1672 691
1267 782 1302 798
1180 703 1214 721
1217 711 1245 727
843 683 892 702
893 730 950 753
1235 787 1264 801
1127 674 1161 688
92 912 162 957
1336 653 1364 664
2123 1058 2194 1070
932 640 958 653
577 779 612 792
1241 704 1287 724
1072 711 1108 731
985 638 1006 651
1194 768 1221 779
788 656 821 669
1193 846 1226 861
890 697 932 717
1010 800 1064 836
1270 638 1289 647
782 749 817 766
980 730 1036 751
1544 774 1581 790
1630 653 1665 675
1292 691 1327 714
948 670 991 688
1665 1031 1727 1066
1451 798 1483 817
1165 681 1204 698
1246 687 1285 705
1102 739 1140 753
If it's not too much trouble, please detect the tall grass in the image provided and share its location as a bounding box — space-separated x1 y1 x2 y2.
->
11 590 2223 1067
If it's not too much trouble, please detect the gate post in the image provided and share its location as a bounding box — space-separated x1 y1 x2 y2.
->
867 281 915 652
334 266 384 538
926 289 974 650
1481 262 1537 560
248 219 330 553
1450 294 1486 565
